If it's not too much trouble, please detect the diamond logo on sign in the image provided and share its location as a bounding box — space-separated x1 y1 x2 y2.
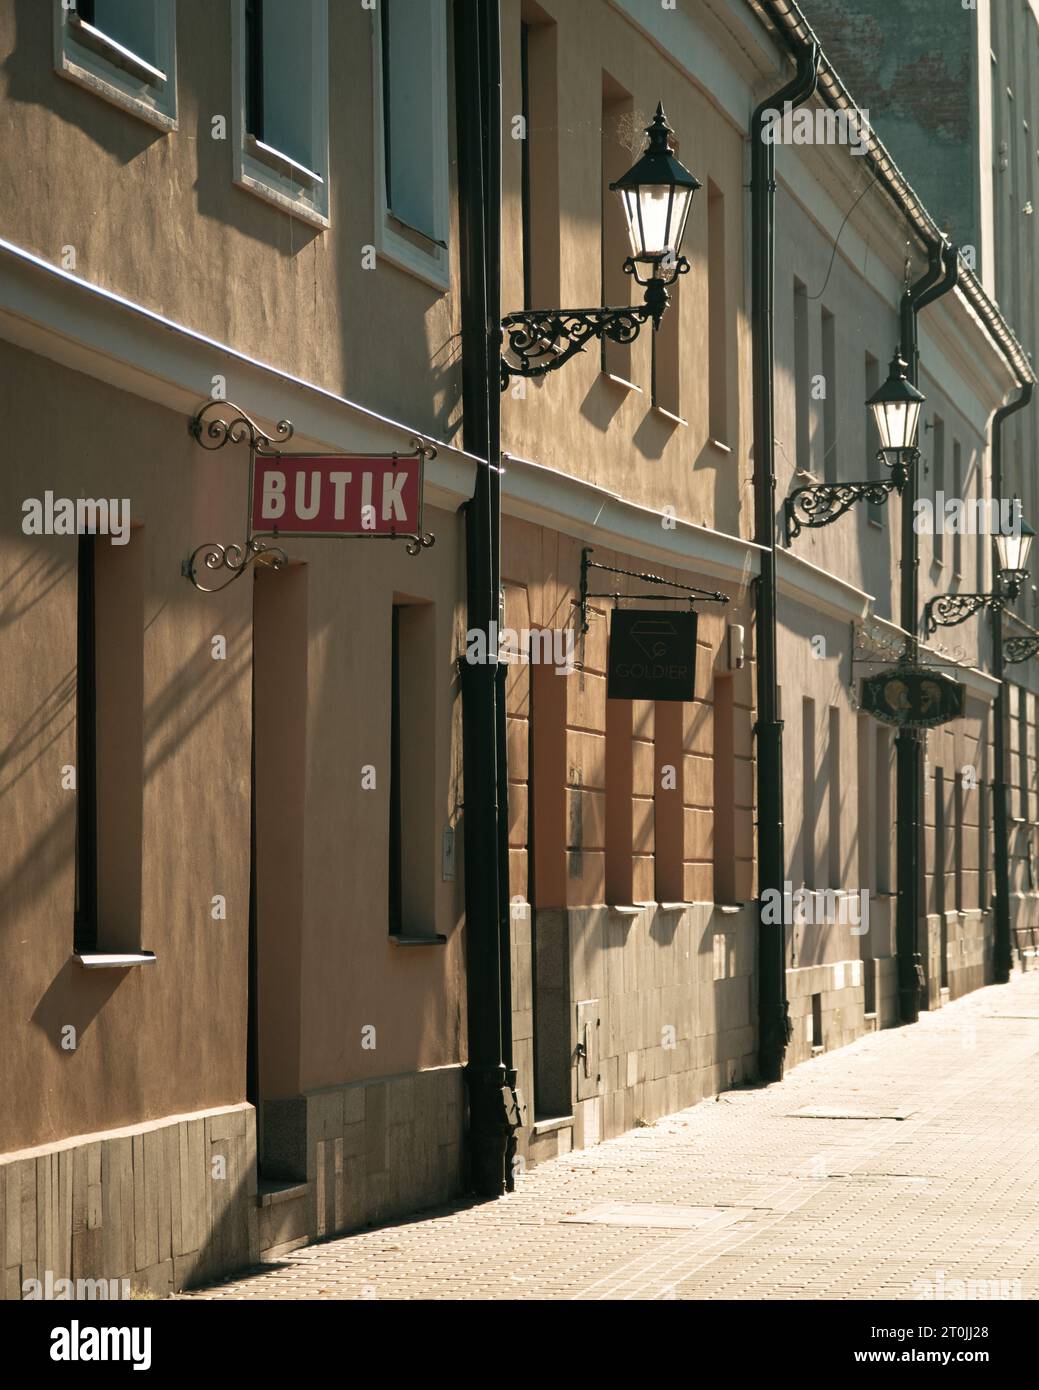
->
607 609 697 702
860 665 965 728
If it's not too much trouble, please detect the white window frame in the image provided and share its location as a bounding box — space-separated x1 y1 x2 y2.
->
231 0 330 230
54 0 178 132
372 1 451 291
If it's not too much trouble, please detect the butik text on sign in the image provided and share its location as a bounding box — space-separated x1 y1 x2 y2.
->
252 455 420 536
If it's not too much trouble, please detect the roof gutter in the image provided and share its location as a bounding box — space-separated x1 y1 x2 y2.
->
747 0 1035 389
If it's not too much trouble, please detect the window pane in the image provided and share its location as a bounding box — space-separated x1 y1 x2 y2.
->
261 0 315 167
383 0 438 237
92 0 158 64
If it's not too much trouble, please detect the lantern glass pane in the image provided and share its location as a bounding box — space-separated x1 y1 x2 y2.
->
997 526 1031 573
667 187 693 256
635 185 673 257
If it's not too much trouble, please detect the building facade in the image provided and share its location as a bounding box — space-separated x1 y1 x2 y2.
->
0 0 1033 1300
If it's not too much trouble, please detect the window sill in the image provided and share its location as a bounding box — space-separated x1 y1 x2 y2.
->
600 372 643 394
707 438 733 456
391 934 448 946
75 950 156 969
532 1114 573 1135
607 904 644 917
246 135 323 186
68 15 166 82
58 9 176 132
653 405 688 427
234 162 330 230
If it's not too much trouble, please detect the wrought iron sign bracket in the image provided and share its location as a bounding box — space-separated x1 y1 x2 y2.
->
784 451 915 545
578 546 728 635
183 398 436 594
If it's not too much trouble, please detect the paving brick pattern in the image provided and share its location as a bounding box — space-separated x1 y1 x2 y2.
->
186 973 1039 1300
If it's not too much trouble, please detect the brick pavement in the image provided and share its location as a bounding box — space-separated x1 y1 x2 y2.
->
186 972 1039 1300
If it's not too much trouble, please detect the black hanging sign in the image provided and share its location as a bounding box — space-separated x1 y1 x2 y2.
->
860 665 965 728
607 609 698 702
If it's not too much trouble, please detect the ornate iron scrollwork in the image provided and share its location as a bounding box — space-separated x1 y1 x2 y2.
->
188 398 294 454
500 305 654 389
1005 635 1039 664
181 537 288 594
785 478 897 543
923 592 1003 633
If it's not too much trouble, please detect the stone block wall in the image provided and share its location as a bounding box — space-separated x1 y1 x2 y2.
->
0 1103 257 1301
516 902 758 1167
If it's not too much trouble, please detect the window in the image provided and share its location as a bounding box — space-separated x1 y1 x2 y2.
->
74 537 98 954
828 706 840 886
821 307 836 483
1019 687 1030 821
713 678 736 904
389 600 438 937
233 0 329 227
794 279 810 471
519 4 559 310
708 182 728 443
865 351 883 526
932 415 946 566
601 74 634 380
605 698 634 905
654 701 684 902
74 529 146 958
952 440 963 579
373 0 450 287
802 698 816 888
55 0 177 130
875 725 891 892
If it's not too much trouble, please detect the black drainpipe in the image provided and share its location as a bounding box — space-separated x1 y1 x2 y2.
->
991 383 1034 983
751 40 818 1084
454 0 513 1197
895 243 957 1023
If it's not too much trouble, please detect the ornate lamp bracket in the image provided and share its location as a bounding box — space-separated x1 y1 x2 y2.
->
500 259 689 391
784 450 914 544
923 591 1004 634
1005 635 1039 664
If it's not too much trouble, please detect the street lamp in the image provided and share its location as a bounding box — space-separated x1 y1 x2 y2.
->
500 104 701 388
785 351 924 541
925 512 1034 631
867 350 926 469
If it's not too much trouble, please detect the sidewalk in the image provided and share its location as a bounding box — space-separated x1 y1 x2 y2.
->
187 973 1039 1300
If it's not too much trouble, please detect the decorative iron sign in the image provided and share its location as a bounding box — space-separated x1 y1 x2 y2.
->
607 609 698 702
183 399 435 593
859 665 965 728
251 453 423 539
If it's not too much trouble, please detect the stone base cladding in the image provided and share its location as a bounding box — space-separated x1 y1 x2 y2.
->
514 903 758 1168
0 1103 257 1301
920 910 992 1006
1011 891 1039 970
259 1066 464 1256
786 958 872 1067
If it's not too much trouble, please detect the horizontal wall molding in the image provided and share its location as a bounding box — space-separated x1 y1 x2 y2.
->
0 236 480 513
501 450 764 590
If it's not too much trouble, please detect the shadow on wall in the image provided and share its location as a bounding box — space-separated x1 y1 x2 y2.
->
0 616 251 936
1 0 167 164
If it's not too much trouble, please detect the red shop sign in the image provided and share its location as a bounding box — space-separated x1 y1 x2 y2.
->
251 454 421 538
